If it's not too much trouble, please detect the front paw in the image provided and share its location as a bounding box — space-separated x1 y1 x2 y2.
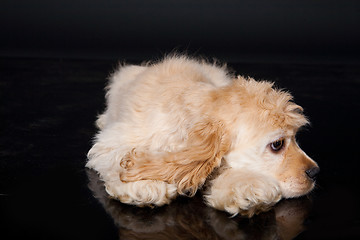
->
232 178 281 216
205 172 282 217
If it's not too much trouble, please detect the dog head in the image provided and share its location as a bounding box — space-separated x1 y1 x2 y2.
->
214 77 319 198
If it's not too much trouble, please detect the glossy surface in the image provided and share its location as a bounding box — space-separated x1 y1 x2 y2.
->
1 58 359 239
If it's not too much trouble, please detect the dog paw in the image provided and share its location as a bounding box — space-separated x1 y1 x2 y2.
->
104 180 178 207
205 171 282 217
230 178 282 216
120 149 136 169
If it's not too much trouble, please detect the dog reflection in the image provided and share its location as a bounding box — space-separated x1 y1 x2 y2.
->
87 169 312 240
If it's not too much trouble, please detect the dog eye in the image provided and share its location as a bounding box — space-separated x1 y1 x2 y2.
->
270 139 285 152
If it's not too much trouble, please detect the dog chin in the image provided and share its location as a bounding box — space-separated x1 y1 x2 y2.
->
279 181 315 199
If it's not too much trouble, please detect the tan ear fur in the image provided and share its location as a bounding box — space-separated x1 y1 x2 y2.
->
120 120 230 196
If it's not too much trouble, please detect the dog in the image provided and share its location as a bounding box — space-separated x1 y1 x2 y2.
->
87 55 319 216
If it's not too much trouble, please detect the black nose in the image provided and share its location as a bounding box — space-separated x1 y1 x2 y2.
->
306 167 320 180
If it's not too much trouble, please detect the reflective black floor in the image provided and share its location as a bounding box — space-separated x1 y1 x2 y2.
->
1 57 360 239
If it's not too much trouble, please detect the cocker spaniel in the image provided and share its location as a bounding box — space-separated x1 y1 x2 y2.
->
87 56 319 216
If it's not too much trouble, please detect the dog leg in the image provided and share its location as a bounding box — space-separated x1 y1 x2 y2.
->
120 120 231 196
204 168 282 217
87 143 177 206
104 180 178 207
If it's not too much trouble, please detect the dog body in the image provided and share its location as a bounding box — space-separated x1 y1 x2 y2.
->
87 56 319 216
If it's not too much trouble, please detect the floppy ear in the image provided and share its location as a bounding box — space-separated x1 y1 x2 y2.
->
120 120 231 196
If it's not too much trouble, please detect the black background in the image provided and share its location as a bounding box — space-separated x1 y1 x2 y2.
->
1 0 360 62
1 1 360 239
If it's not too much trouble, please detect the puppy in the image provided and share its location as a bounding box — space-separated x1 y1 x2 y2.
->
87 56 319 216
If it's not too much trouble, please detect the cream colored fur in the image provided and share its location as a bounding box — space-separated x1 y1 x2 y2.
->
86 56 319 216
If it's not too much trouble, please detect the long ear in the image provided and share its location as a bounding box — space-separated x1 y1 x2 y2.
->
120 120 231 196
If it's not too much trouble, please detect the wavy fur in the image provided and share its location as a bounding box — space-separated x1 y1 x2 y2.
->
87 56 319 216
